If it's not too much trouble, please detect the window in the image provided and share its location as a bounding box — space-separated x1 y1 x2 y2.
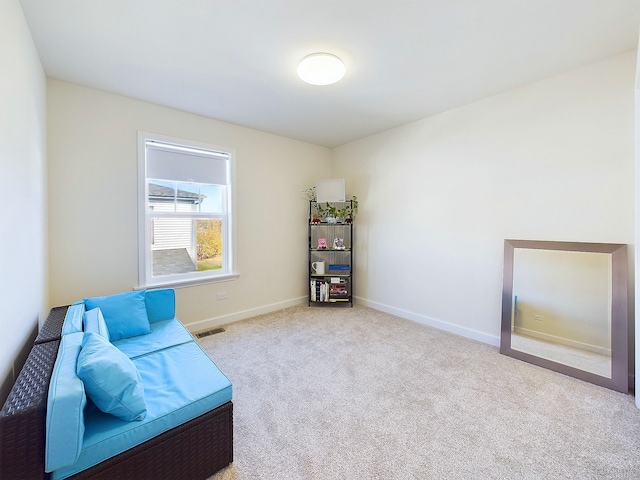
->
138 132 236 287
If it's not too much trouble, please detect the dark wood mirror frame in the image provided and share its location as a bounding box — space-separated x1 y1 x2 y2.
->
500 239 629 393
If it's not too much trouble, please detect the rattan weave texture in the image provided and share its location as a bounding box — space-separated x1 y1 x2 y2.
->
35 305 68 344
0 340 59 480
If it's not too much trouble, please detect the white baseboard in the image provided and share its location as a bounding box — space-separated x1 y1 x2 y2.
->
354 296 500 347
513 326 611 356
185 296 307 333
186 294 500 347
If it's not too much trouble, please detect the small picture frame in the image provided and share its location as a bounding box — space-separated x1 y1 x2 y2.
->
333 237 345 250
317 238 327 249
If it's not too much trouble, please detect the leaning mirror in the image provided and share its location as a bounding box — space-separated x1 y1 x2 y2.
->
500 240 628 393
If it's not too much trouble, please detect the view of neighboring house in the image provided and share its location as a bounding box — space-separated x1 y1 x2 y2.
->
148 182 205 276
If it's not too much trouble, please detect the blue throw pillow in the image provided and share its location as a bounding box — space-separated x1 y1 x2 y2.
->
84 290 150 341
83 307 110 339
77 332 147 421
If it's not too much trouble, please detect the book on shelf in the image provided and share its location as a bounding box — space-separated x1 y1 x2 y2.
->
329 264 350 270
310 279 350 303
328 264 351 275
310 279 331 302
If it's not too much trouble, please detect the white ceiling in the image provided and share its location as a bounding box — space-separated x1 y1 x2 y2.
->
19 0 640 148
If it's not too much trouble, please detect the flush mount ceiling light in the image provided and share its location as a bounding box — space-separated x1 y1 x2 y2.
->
297 53 346 86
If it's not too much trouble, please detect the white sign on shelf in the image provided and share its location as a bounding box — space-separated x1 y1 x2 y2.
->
316 179 345 203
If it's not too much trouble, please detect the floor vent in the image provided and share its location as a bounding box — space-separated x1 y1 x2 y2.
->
195 328 225 339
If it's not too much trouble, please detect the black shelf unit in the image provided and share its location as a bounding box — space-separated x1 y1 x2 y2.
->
308 200 354 307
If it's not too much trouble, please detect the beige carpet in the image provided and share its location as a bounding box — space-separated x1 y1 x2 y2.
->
199 304 640 479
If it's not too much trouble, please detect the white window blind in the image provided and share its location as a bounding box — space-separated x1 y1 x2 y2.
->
146 141 229 185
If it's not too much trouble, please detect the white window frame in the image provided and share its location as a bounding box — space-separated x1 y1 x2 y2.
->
137 131 238 288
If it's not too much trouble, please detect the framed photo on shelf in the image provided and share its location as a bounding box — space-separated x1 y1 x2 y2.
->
333 237 345 250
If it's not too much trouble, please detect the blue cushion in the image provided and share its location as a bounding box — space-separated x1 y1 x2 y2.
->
113 318 193 359
83 307 110 339
145 288 176 323
61 302 85 335
77 333 147 421
52 341 232 480
45 332 86 472
84 291 150 341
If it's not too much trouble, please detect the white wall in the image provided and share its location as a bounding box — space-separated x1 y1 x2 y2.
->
47 80 331 330
0 0 47 402
334 52 636 346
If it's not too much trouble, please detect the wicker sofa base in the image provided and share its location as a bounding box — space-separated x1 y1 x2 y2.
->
0 340 60 480
1 306 233 480
68 401 233 480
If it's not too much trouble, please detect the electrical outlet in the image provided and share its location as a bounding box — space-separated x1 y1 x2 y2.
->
534 314 543 321
217 292 228 300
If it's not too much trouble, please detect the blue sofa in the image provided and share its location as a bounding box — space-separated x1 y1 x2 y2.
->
0 288 233 480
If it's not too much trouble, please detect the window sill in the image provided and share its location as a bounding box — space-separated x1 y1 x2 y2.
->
137 273 240 290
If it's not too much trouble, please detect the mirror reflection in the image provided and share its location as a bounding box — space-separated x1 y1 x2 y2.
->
511 248 611 377
500 240 628 393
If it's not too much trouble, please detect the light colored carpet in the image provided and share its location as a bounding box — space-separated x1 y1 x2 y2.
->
199 304 640 479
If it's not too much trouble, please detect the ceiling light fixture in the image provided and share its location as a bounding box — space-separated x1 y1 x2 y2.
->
297 53 346 86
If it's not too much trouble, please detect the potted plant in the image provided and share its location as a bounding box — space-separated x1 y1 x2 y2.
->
334 196 358 223
320 203 339 223
302 186 317 202
315 197 358 223
305 187 358 224
343 195 358 223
